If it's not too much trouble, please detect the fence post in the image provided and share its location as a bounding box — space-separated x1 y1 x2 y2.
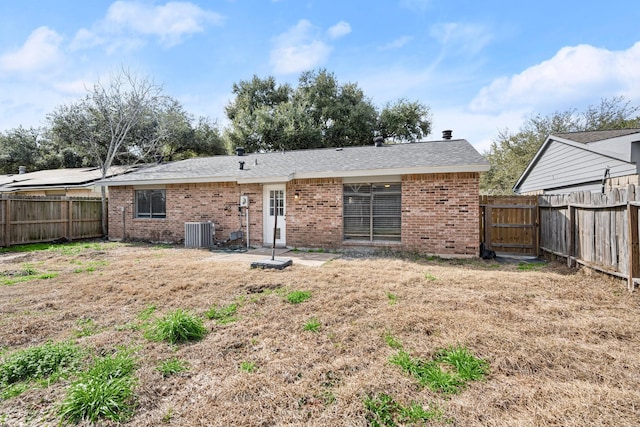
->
567 204 575 267
3 198 10 247
484 205 492 250
627 202 639 292
67 199 74 241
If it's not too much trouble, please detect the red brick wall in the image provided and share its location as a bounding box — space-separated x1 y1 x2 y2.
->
286 178 343 249
401 172 480 256
107 172 480 257
107 183 263 245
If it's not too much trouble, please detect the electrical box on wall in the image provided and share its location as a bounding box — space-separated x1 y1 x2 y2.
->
239 195 249 207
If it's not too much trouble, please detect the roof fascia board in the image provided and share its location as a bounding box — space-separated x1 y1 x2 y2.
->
96 176 241 187
236 175 293 184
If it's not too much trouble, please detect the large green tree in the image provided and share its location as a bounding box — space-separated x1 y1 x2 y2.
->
378 99 432 142
0 126 41 174
224 75 293 152
224 69 431 152
481 97 640 194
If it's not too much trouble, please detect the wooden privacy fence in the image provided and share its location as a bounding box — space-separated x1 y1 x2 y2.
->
480 195 539 256
539 186 640 291
0 196 104 247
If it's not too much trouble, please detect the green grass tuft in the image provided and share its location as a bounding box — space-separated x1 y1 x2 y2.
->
364 393 441 426
303 317 321 332
0 341 81 394
386 292 398 305
239 361 257 373
286 290 311 304
58 351 137 424
424 272 437 281
157 357 189 377
74 318 98 338
205 303 238 324
138 304 157 321
389 346 488 394
435 345 489 382
147 309 207 344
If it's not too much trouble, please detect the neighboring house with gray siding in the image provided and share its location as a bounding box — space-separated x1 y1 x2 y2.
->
98 136 489 257
513 129 640 195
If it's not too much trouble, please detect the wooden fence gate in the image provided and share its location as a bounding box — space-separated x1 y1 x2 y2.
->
479 195 539 256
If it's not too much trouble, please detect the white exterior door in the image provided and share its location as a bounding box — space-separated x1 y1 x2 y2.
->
263 184 286 247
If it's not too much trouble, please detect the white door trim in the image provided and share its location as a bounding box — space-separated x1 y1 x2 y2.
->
263 184 286 247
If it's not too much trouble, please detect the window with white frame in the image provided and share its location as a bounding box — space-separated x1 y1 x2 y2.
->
343 183 401 241
135 189 166 218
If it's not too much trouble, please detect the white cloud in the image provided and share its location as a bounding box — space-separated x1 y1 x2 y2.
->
327 21 351 39
270 20 333 74
0 26 64 73
470 42 640 113
430 22 492 56
378 36 413 51
72 1 224 50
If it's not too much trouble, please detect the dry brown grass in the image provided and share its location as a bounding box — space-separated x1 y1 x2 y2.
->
1 242 639 426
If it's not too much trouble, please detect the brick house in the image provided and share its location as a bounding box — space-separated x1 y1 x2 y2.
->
99 135 489 257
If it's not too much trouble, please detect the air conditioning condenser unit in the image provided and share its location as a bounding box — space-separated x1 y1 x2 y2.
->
184 222 214 248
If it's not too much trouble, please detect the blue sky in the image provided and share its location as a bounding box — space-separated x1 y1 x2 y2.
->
1 0 639 152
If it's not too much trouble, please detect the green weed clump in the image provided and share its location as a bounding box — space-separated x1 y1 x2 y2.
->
205 303 238 324
240 361 257 373
303 317 321 332
386 292 398 304
147 309 207 344
389 346 488 394
158 358 189 377
74 318 98 337
58 351 137 424
0 341 81 395
424 272 437 281
363 393 442 426
0 264 58 286
286 290 311 304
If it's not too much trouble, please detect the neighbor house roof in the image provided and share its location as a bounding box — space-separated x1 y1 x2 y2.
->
97 139 489 186
0 166 133 193
513 128 640 194
553 128 640 144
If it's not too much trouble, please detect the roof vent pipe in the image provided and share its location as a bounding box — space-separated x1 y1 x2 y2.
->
442 130 452 140
18 166 26 174
239 161 245 170
373 136 384 147
235 147 245 156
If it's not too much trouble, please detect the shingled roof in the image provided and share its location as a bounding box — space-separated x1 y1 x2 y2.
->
98 139 489 186
553 128 640 144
